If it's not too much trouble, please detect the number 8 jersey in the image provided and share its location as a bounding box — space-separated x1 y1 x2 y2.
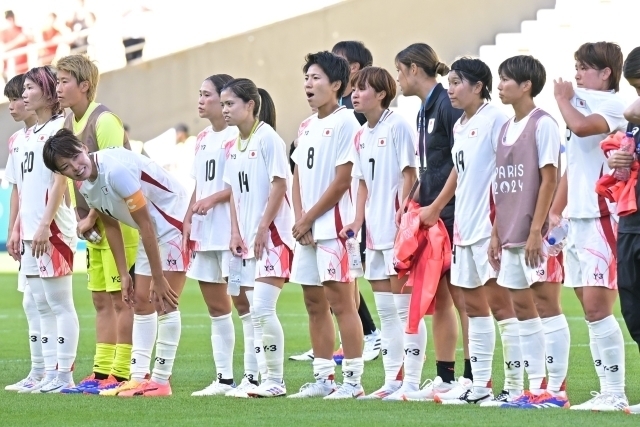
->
223 122 294 258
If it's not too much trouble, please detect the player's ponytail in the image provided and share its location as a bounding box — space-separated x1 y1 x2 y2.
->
257 88 276 130
222 78 277 129
623 46 640 80
395 43 449 78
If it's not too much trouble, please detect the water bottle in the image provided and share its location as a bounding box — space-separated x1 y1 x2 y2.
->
228 248 243 296
345 230 363 277
613 131 636 181
546 219 569 257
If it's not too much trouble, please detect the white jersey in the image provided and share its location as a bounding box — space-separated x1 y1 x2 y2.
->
293 107 360 240
190 125 237 251
4 127 30 189
223 122 294 258
78 148 189 243
352 110 417 249
18 115 76 240
566 88 627 219
452 103 508 246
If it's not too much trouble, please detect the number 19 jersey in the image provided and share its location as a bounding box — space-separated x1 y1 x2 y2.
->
293 107 360 240
352 110 418 249
191 125 237 251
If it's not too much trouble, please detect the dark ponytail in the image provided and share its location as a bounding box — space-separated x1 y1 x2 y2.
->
395 43 449 78
221 78 277 129
257 88 276 130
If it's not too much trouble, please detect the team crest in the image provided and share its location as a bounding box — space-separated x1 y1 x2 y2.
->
576 98 587 108
427 118 435 133
248 150 258 159
323 128 333 137
38 134 47 142
378 138 387 147
469 129 478 138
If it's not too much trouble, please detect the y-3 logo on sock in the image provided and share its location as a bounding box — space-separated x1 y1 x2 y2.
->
605 364 619 372
343 371 354 378
505 361 521 369
404 348 420 356
155 357 166 365
30 335 37 342
57 337 65 344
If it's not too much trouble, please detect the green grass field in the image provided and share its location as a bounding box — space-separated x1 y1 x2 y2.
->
0 252 638 426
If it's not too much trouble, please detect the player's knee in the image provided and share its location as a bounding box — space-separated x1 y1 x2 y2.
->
92 292 112 313
232 296 250 316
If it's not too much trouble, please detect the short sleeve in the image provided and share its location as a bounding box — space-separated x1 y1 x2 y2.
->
535 116 561 168
392 119 419 170
335 116 358 167
592 97 627 134
107 163 142 199
95 113 125 150
261 132 289 182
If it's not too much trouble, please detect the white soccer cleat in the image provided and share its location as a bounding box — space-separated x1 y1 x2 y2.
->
480 390 517 407
570 391 604 410
625 402 640 414
287 380 337 398
226 378 258 398
439 389 493 405
382 383 419 401
247 380 286 398
401 377 458 401
21 377 53 394
433 376 472 401
288 349 314 361
192 381 235 396
591 393 629 412
324 383 365 400
39 377 74 394
358 382 401 400
363 330 381 362
5 376 42 392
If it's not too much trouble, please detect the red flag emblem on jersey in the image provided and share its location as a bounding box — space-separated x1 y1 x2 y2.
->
469 129 478 138
378 138 387 147
248 150 258 159
38 134 47 142
576 98 586 108
323 128 333 137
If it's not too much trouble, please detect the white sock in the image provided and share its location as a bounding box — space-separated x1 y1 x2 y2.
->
498 318 524 394
587 320 607 393
239 313 258 383
247 289 268 381
395 293 426 388
342 357 364 386
42 276 78 373
542 315 570 394
22 284 44 377
518 318 547 393
151 311 182 385
313 358 336 382
211 313 234 382
374 292 403 385
469 316 495 392
131 312 158 381
590 315 626 396
27 277 57 379
252 282 284 383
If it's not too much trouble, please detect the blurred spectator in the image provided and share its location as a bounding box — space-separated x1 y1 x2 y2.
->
124 123 145 154
1 10 29 78
66 0 94 54
39 13 65 65
122 3 151 64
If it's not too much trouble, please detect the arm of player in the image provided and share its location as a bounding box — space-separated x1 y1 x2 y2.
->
182 189 197 253
292 162 352 240
401 166 418 203
549 171 568 230
488 220 501 271
97 210 135 305
291 165 313 246
339 179 367 239
625 98 640 123
525 164 558 268
32 173 68 258
419 168 457 228
7 185 20 261
254 176 287 259
228 187 248 257
554 78 611 137
192 188 231 216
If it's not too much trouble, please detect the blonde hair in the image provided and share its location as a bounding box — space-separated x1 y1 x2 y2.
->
55 55 100 101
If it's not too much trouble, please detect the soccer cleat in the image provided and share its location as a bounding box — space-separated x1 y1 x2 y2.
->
288 349 314 361
517 391 570 409
438 389 493 405
226 378 258 398
570 391 604 411
40 378 75 394
401 377 457 402
625 402 640 414
20 377 53 394
480 390 517 407
5 376 42 392
591 393 628 412
358 382 401 400
118 380 172 397
83 376 121 395
500 390 536 408
382 383 419 401
247 380 286 398
192 381 235 396
288 380 337 398
363 329 381 362
60 373 101 394
433 377 472 401
324 383 365 400
99 379 144 396
332 347 344 365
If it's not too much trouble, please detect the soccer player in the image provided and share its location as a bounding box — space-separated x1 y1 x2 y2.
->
339 66 418 399
42 130 190 397
3 73 43 393
487 54 560 409
288 51 364 399
19 66 79 393
184 73 261 397
394 43 469 401
53 54 139 394
608 46 640 415
550 42 629 411
220 78 294 398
